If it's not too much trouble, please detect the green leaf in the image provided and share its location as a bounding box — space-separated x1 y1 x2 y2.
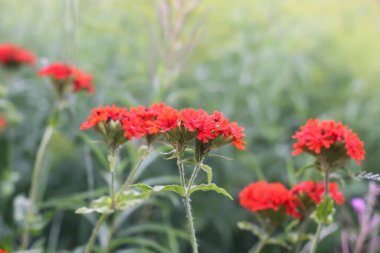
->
75 196 114 214
133 183 185 197
266 237 291 249
189 183 233 200
200 164 213 184
117 190 150 210
311 196 335 225
237 221 262 238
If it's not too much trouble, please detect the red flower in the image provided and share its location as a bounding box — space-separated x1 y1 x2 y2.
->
38 63 95 94
0 116 6 131
291 180 345 206
0 249 8 253
80 105 128 130
0 43 36 68
292 119 365 164
147 105 179 134
239 181 298 218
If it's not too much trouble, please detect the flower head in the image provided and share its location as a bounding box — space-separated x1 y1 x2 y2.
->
292 119 365 166
38 63 94 95
80 105 128 148
0 116 6 132
239 181 299 219
0 249 8 253
292 180 345 205
0 43 36 69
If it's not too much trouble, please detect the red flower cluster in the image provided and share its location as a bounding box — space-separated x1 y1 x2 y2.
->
292 119 365 164
80 103 245 150
38 63 94 94
239 181 298 218
0 249 7 253
0 43 36 68
0 116 6 132
292 180 345 205
239 180 345 220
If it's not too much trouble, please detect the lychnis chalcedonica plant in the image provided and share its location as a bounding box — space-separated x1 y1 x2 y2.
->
77 103 245 253
238 119 365 253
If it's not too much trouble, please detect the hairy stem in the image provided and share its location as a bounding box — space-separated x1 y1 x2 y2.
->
85 213 108 253
184 195 198 253
21 125 54 250
176 154 198 253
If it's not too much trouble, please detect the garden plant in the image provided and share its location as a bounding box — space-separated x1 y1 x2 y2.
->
2 1 380 253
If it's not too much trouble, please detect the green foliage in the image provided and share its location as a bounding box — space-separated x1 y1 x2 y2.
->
1 0 379 252
311 196 335 225
189 183 233 200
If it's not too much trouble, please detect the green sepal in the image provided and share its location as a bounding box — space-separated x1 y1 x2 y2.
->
311 196 335 225
189 183 233 200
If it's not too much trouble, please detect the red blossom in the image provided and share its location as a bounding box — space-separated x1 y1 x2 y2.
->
291 180 345 206
80 105 128 131
0 43 36 67
0 249 7 253
38 63 95 94
147 105 179 134
292 119 365 164
239 181 299 218
0 116 6 131
81 103 245 151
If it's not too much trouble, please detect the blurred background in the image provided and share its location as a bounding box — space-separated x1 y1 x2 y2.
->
1 0 380 252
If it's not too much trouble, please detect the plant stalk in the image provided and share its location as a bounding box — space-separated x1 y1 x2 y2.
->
308 160 330 253
248 239 266 253
21 125 55 249
177 154 198 253
109 148 118 210
116 148 149 202
85 213 108 253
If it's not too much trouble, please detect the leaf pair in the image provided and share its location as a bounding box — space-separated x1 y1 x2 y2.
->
75 190 149 214
133 183 233 200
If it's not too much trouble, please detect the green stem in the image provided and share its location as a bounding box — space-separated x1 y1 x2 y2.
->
116 148 149 203
106 149 150 252
309 223 322 253
248 239 266 253
177 155 198 253
109 148 118 210
85 213 108 253
21 125 55 250
294 219 310 253
184 195 198 253
309 161 330 253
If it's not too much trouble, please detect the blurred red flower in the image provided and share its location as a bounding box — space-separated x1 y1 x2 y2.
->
292 119 365 165
38 63 94 94
239 181 299 218
0 43 36 68
0 116 6 131
0 249 8 253
291 180 345 205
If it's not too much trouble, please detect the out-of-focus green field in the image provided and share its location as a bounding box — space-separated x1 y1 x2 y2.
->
1 0 380 252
